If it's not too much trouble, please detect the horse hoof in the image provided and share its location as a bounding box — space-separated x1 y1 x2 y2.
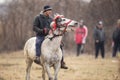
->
34 60 41 64
49 77 53 80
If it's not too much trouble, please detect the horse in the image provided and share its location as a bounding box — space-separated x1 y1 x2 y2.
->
24 14 77 80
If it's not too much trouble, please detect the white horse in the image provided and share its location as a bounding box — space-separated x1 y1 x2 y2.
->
24 14 77 80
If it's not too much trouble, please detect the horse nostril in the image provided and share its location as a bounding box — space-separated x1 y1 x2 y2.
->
74 23 78 26
62 19 65 21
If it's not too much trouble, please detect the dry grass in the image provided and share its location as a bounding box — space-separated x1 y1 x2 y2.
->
0 51 119 80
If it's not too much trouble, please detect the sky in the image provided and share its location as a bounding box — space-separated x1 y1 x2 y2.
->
83 0 91 2
0 1 4 4
0 0 91 4
0 0 8 4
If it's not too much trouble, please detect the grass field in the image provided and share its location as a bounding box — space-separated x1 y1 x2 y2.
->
0 51 119 80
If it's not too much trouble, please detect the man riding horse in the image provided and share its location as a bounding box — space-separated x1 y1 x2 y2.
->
33 5 68 69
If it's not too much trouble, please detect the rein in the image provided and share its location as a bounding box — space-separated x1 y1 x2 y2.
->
49 33 62 40
62 20 72 34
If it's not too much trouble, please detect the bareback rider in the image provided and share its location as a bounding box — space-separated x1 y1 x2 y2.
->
33 5 68 69
33 5 53 64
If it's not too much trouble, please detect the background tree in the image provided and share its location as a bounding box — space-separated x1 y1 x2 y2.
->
0 0 120 53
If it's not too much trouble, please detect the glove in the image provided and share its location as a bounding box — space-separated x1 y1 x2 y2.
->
43 28 49 35
96 40 99 43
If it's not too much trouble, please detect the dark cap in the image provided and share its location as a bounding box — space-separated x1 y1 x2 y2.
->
43 5 52 12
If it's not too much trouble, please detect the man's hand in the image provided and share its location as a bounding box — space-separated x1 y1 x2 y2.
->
82 38 86 44
43 28 49 34
96 40 99 43
112 41 114 48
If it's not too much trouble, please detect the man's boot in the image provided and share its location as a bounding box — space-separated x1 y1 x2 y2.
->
34 56 41 64
61 61 68 69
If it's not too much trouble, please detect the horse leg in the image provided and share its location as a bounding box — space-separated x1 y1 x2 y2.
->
44 63 53 80
53 62 61 80
25 58 33 80
42 66 46 80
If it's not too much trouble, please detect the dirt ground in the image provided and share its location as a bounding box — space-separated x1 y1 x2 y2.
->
0 51 119 80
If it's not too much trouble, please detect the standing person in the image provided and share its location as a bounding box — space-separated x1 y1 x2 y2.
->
80 20 88 53
112 19 120 57
75 21 87 56
93 21 105 59
33 5 53 63
60 41 68 69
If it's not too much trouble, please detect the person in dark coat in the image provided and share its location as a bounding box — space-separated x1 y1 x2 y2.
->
112 19 120 57
33 5 53 63
93 21 106 59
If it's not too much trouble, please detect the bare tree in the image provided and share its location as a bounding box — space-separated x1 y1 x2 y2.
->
0 0 120 53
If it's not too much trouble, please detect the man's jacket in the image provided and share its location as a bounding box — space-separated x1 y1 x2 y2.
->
93 26 105 42
112 27 120 43
33 14 52 36
75 27 86 44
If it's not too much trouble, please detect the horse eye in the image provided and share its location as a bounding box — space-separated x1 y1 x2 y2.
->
57 18 62 22
62 19 65 21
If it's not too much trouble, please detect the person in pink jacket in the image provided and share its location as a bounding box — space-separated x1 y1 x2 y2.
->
75 20 88 56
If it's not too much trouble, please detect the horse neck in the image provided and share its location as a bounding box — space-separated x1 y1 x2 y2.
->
45 29 64 49
51 36 63 49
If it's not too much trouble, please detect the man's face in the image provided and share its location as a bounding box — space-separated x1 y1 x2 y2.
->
79 23 83 28
98 24 103 29
45 10 52 16
117 23 120 28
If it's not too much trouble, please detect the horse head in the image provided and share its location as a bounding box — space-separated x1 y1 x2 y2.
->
50 13 77 36
60 17 78 31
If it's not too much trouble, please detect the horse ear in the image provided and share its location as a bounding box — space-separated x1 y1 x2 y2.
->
54 13 58 18
60 15 64 18
54 14 56 18
56 13 59 15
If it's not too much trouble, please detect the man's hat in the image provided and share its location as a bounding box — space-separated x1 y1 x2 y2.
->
43 5 52 12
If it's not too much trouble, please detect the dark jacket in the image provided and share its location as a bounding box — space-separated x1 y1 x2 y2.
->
93 26 105 42
33 14 53 36
112 27 120 43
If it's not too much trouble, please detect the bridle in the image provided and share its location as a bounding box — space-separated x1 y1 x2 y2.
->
61 20 72 34
49 19 73 40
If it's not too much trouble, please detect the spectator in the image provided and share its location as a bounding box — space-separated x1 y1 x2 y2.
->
80 20 88 53
112 19 120 57
74 20 88 56
93 21 105 59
